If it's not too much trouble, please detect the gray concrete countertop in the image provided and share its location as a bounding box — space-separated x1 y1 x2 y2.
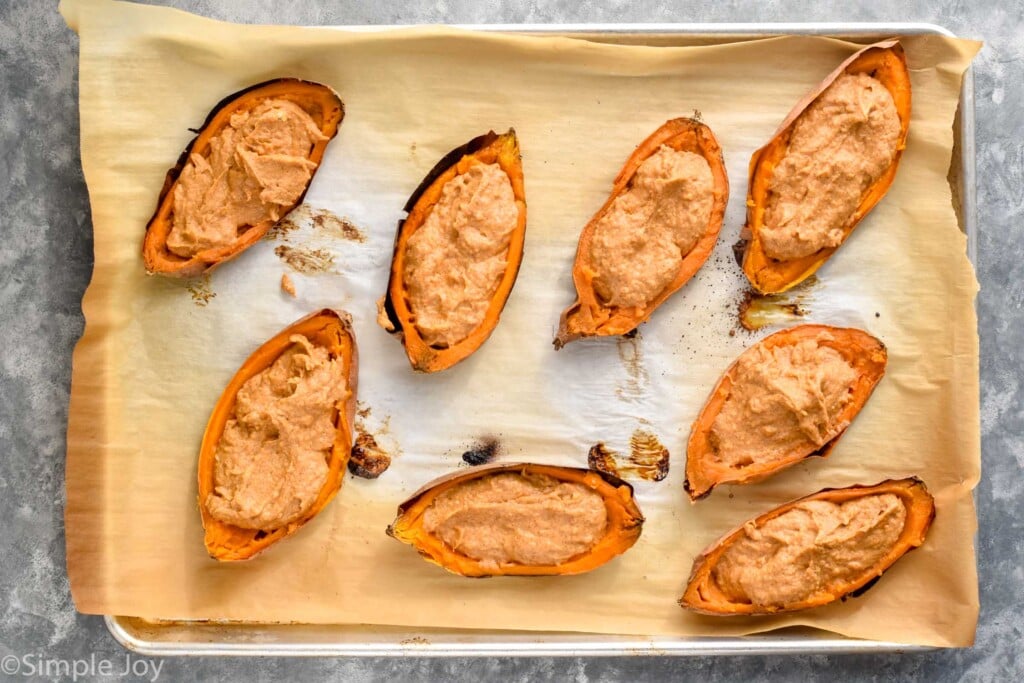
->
1 0 1020 680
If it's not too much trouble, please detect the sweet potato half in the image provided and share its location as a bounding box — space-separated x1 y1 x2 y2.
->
555 118 729 347
740 40 911 294
197 309 358 561
680 478 935 615
386 463 644 577
143 79 344 277
685 324 887 500
378 129 527 372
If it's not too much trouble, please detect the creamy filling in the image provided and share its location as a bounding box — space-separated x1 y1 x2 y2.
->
709 338 857 469
403 163 518 348
421 472 608 568
712 494 906 606
205 335 347 531
761 72 901 260
588 145 714 309
167 98 327 258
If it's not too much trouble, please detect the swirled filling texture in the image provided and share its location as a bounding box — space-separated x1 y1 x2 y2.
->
422 472 608 568
761 73 900 260
713 494 906 606
404 163 518 348
168 99 326 257
709 338 857 469
588 145 714 309
206 335 346 530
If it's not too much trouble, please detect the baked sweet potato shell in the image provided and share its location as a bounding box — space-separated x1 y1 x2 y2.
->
386 463 644 577
378 129 526 373
740 40 911 294
555 118 728 347
685 324 887 500
143 78 344 277
680 478 935 615
197 309 358 561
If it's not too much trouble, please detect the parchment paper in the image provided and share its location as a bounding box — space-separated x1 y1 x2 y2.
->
61 0 981 647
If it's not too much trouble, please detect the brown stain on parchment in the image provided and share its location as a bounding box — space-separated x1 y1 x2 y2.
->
266 204 366 243
737 275 817 332
615 330 650 402
588 428 670 482
186 274 215 306
274 245 336 274
310 208 366 243
265 213 301 241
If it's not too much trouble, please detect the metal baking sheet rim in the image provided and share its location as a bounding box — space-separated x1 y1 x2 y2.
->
101 21 975 657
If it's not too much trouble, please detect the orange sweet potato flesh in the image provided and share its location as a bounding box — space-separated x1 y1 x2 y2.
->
740 41 911 294
197 309 358 561
555 118 729 347
386 463 644 577
143 79 344 278
685 324 887 500
680 478 935 615
378 129 526 373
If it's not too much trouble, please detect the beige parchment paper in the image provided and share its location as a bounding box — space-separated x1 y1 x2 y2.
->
61 0 981 647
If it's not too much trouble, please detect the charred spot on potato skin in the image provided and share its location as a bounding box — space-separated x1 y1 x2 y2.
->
462 438 500 466
349 433 392 479
253 530 268 541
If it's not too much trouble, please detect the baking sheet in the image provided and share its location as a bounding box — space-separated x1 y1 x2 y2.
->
62 0 981 648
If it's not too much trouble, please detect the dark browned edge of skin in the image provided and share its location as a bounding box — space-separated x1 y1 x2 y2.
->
144 78 345 272
380 130 511 340
678 476 934 611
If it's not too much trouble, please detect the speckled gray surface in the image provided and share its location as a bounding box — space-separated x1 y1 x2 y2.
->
0 0 1020 680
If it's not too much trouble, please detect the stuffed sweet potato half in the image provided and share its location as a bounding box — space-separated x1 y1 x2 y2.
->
555 118 728 347
378 129 526 373
144 79 344 277
685 324 887 500
387 463 643 577
740 40 911 294
198 309 358 561
681 478 934 615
